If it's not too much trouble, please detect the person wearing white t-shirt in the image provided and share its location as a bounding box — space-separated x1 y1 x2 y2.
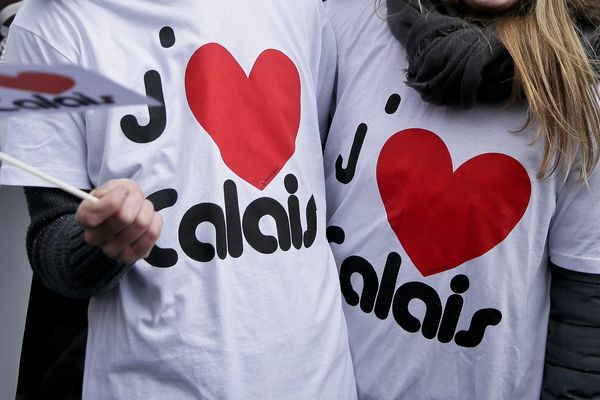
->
324 0 600 398
0 1 358 399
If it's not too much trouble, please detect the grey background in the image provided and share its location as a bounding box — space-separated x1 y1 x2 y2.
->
0 185 32 400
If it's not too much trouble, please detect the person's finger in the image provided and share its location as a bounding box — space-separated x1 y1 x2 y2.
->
89 178 131 198
99 199 155 257
87 185 146 242
116 211 164 264
76 184 130 230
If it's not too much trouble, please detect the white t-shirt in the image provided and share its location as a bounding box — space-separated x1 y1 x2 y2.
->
1 1 357 399
325 1 600 399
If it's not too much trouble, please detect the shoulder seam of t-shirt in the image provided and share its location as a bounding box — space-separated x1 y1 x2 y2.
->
10 24 75 65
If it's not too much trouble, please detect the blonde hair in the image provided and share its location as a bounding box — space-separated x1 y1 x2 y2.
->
384 0 600 180
495 0 600 180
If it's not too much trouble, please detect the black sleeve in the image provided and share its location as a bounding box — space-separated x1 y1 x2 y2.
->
541 264 600 399
24 186 133 299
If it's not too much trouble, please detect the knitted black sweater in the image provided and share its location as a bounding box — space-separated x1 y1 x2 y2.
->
24 186 132 299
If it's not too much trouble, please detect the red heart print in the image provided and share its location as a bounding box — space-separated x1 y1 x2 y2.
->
376 128 531 276
185 43 301 190
0 72 75 94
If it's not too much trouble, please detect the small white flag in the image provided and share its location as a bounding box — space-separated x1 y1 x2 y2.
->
0 63 159 117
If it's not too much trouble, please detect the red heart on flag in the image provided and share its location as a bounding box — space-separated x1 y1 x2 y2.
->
0 72 75 94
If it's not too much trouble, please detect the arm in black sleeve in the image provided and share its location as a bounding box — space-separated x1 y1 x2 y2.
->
541 264 600 399
24 186 133 299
